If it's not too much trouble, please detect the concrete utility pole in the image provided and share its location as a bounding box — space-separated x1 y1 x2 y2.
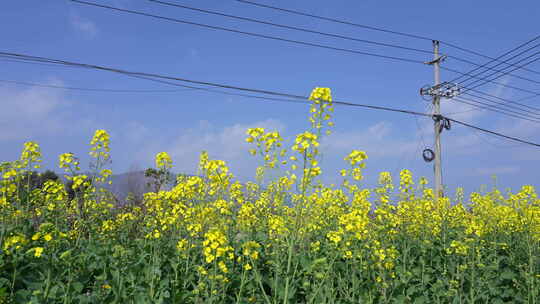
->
420 42 455 198
432 40 443 199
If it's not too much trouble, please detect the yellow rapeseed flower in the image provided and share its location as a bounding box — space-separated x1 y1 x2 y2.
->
33 247 44 258
155 152 173 170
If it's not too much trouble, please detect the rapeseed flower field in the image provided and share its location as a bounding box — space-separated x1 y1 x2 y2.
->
1 88 539 303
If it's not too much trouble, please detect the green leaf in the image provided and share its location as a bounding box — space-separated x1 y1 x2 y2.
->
406 285 418 296
95 272 107 281
73 282 84 293
413 295 427 304
500 270 516 280
393 294 407 304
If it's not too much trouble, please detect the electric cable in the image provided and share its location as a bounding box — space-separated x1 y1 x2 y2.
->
516 94 539 102
472 130 521 149
461 91 540 114
453 97 540 123
0 50 433 117
449 52 540 87
3 49 540 148
463 88 540 112
70 0 425 65
459 50 540 93
446 116 540 147
0 79 199 93
70 0 540 113
148 0 434 55
447 36 540 84
442 66 540 97
236 0 540 75
151 0 540 85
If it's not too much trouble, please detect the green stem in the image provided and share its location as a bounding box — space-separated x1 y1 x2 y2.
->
308 253 339 303
43 267 52 301
235 269 247 304
251 258 272 304
282 237 294 304
469 243 476 304
10 262 17 299
64 265 72 304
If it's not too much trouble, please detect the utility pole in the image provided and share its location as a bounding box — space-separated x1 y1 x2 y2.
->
432 40 443 199
420 42 458 198
420 42 455 198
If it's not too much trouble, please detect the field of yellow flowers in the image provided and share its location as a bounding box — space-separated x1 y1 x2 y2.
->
1 88 539 303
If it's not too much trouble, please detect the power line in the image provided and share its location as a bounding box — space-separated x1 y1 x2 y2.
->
0 56 91 69
449 52 540 87
68 68 318 106
471 129 521 149
151 0 540 89
148 0 433 55
76 0 540 115
441 41 540 76
70 0 425 65
127 74 314 106
0 51 432 117
453 96 540 122
236 0 434 41
1 54 318 105
447 36 540 84
461 91 540 113
465 87 540 111
236 0 540 75
459 50 540 93
0 79 198 93
1 51 310 99
452 97 540 123
446 107 478 116
446 47 540 114
4 50 540 148
73 0 540 115
446 116 540 148
442 66 540 97
516 94 539 102
0 62 318 107
447 37 540 85
449 86 540 116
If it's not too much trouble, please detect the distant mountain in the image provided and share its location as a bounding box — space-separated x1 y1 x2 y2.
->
105 170 151 203
54 170 178 204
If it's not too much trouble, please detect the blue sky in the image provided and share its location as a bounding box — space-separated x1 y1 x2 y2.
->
1 0 540 194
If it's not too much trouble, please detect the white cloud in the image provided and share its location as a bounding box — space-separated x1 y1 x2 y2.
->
172 118 284 160
322 121 418 158
69 13 98 38
128 119 286 179
123 121 151 143
0 80 75 141
441 97 484 121
494 118 537 139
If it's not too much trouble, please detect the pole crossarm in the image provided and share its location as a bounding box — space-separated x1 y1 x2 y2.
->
424 54 447 65
420 81 461 98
